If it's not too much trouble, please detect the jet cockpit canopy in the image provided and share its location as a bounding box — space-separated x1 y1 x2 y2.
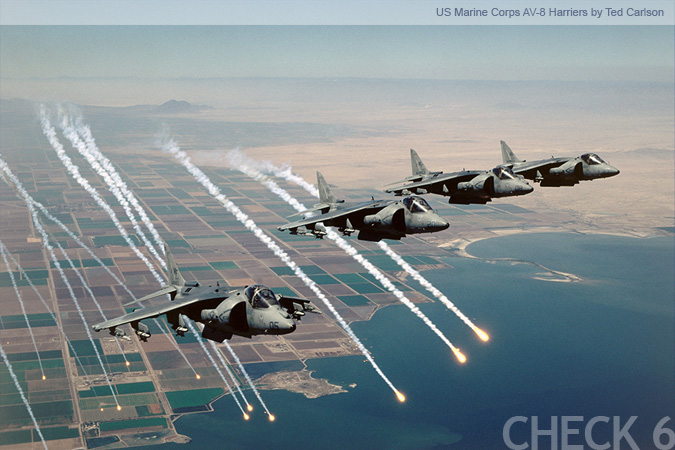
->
492 167 517 180
581 153 606 165
403 196 432 213
245 285 280 309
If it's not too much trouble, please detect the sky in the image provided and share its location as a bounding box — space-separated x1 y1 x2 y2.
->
1 26 673 83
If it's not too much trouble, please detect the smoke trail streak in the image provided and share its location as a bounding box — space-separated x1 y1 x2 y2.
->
39 106 164 283
0 342 48 449
208 341 252 412
21 193 120 407
0 159 136 300
0 244 46 379
0 240 91 378
75 117 165 251
162 138 404 400
182 318 246 417
53 241 129 365
58 112 221 377
57 112 165 267
242 151 486 345
0 158 200 375
41 112 230 384
232 158 466 361
156 319 201 378
377 241 489 342
223 341 271 417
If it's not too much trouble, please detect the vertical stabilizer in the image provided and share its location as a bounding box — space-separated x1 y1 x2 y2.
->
164 243 185 287
410 149 429 176
501 141 522 164
317 172 338 204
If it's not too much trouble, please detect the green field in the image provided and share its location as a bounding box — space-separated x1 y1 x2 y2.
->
165 388 224 410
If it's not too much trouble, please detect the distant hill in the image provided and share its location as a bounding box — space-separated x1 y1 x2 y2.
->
155 100 213 114
614 148 674 158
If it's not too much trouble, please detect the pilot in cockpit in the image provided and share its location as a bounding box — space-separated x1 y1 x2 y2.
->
245 285 280 309
492 167 517 180
403 196 432 213
581 153 605 165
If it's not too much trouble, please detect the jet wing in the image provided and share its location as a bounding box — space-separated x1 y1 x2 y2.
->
508 157 571 177
385 170 481 195
278 200 391 231
92 291 230 331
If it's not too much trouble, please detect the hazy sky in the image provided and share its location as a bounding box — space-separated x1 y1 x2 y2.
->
1 26 673 83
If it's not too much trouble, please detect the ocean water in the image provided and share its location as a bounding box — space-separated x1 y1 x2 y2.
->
143 233 674 450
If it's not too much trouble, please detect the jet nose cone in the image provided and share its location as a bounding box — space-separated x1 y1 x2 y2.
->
523 184 534 193
607 166 620 177
438 218 450 230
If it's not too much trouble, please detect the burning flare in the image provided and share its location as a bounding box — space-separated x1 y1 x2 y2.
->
42 375 46 380
196 374 201 380
475 328 490 342
116 405 122 411
243 413 250 421
125 361 130 366
268 414 276 422
247 404 253 412
452 348 467 364
395 390 406 403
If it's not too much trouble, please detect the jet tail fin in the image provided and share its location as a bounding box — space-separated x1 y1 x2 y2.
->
317 171 338 204
410 149 429 176
164 243 186 287
501 141 523 164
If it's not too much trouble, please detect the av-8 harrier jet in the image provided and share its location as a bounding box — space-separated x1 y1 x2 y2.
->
385 149 533 204
278 172 449 241
500 141 620 187
93 245 317 342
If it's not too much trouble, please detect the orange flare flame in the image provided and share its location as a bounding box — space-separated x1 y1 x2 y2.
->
243 413 250 420
475 328 490 342
268 414 275 422
196 374 201 380
395 391 406 403
116 405 121 411
125 361 130 366
247 404 253 412
42 375 46 380
452 348 467 364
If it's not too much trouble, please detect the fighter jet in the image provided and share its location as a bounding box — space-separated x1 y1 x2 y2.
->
384 149 533 204
92 244 317 343
500 141 620 187
277 172 449 241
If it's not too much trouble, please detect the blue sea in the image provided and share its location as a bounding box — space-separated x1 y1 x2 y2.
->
144 233 674 450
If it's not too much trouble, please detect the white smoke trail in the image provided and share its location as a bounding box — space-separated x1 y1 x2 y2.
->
75 117 164 251
53 241 129 365
57 111 165 267
208 341 252 413
182 318 247 417
162 137 404 400
0 240 91 378
377 241 489 342
223 341 271 418
231 158 466 361
22 193 120 407
0 159 136 300
0 158 201 375
39 106 164 283
245 152 487 344
0 342 48 449
0 244 46 379
42 110 233 386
